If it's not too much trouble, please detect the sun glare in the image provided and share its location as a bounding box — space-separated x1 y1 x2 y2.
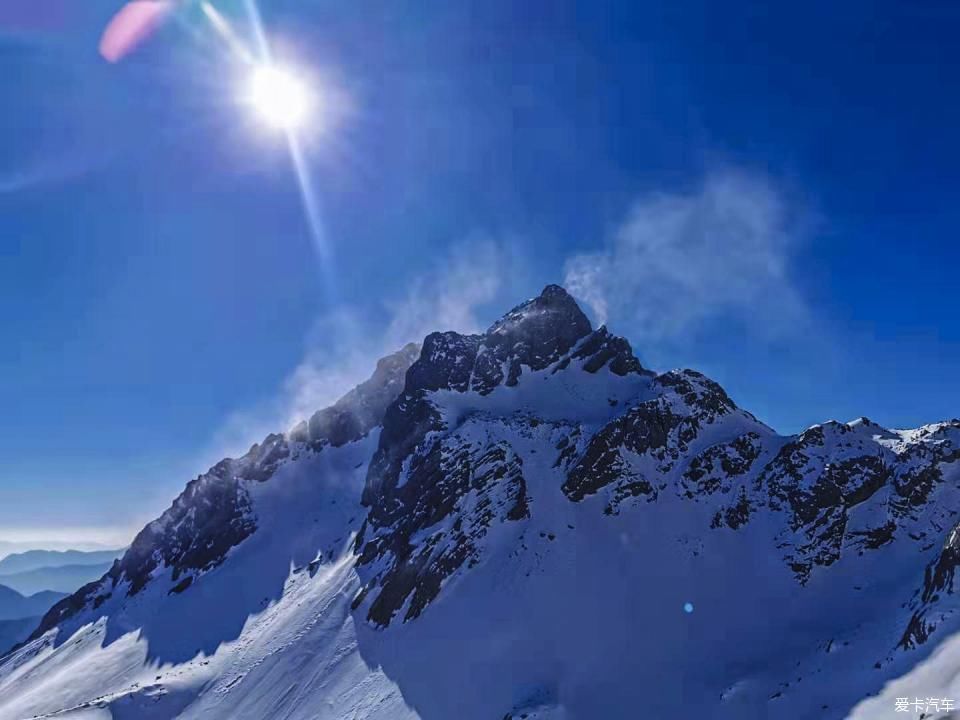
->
247 64 312 131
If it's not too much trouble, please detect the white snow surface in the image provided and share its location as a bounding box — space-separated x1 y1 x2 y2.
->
0 433 415 720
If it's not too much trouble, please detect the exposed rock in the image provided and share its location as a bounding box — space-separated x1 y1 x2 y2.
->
562 369 742 509
472 284 593 394
289 342 421 450
355 431 528 626
29 343 420 642
900 521 960 649
553 325 650 377
356 286 651 625
682 432 763 498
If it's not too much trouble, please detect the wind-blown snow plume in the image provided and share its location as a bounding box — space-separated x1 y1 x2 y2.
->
564 170 808 343
384 239 511 342
286 238 521 424
208 237 523 460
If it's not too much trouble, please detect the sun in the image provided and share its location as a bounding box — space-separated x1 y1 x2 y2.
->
246 64 312 131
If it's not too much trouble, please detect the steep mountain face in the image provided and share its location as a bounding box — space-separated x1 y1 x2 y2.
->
353 287 649 626
1 287 959 720
29 342 421 643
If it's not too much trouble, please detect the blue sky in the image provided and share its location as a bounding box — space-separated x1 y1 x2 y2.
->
2 0 959 545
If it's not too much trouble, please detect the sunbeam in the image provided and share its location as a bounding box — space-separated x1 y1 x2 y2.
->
288 133 339 301
200 1 253 63
198 0 339 298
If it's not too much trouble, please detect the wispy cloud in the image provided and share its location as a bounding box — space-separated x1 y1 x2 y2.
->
383 239 509 342
38 173 815 543
206 236 524 461
564 169 809 348
206 170 810 467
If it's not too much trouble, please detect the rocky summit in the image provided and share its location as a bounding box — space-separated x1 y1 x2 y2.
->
1 286 959 720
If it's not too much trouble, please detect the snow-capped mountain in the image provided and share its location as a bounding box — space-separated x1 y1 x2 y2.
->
1 286 959 720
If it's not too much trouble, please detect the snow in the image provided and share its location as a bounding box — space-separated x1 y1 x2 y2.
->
431 352 654 433
0 433 415 720
848 631 960 719
1 333 959 719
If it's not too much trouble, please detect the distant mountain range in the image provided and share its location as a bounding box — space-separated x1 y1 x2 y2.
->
0 562 116 596
0 584 64 622
0 549 123 576
0 550 116 656
0 542 121 562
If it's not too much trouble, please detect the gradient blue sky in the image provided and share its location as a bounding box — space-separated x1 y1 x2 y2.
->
2 0 959 545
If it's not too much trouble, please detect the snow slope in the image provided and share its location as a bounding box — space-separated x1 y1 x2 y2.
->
0 432 415 720
1 286 959 720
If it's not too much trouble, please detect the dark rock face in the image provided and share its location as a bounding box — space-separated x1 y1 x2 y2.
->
710 486 755 530
118 455 261 596
891 424 960 518
29 580 104 640
473 284 593 394
683 432 763 498
360 285 646 517
562 400 672 506
900 523 960 649
355 286 652 626
354 432 528 627
761 424 895 583
290 343 421 450
362 286 649 539
562 370 741 512
756 421 960 588
29 344 420 642
32 450 264 640
565 326 647 376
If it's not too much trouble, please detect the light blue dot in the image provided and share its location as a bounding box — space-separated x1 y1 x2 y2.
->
683 602 694 614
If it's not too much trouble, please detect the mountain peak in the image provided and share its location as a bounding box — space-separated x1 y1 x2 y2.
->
533 282 582 309
471 284 593 392
487 284 592 341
